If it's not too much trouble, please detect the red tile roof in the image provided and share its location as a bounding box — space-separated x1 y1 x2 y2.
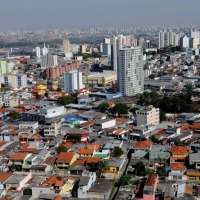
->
44 156 56 165
73 157 101 165
145 174 158 187
9 152 28 161
57 152 75 163
62 141 73 149
78 148 94 155
170 162 186 171
42 176 64 187
171 146 189 155
0 172 12 182
87 143 101 151
134 140 152 150
53 196 63 200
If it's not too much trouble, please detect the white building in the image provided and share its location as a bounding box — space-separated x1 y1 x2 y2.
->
181 35 190 48
2 74 27 89
35 47 41 58
63 70 84 92
43 120 61 137
159 30 182 49
112 35 124 73
101 38 111 57
136 105 160 126
40 106 66 119
118 46 144 96
41 55 58 68
19 122 39 134
42 43 48 56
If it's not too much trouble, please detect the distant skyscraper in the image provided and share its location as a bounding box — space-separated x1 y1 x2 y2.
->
181 35 190 48
111 35 124 72
42 43 48 56
63 70 84 92
159 30 166 49
35 47 41 58
101 38 111 57
63 39 71 54
118 47 144 96
191 29 200 39
159 29 182 49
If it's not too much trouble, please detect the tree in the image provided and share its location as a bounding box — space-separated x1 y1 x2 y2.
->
56 145 68 153
111 103 128 116
117 175 131 186
57 95 76 105
23 188 32 196
97 102 109 112
157 166 168 177
135 162 146 176
9 112 20 121
112 147 123 157
174 139 184 146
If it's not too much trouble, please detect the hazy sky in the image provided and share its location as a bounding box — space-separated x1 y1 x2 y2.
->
0 0 199 31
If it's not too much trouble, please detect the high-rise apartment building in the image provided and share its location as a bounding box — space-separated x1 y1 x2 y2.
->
101 38 111 57
41 55 58 69
35 47 41 58
63 39 71 54
42 43 48 56
63 70 84 92
159 30 182 49
118 47 144 96
181 35 190 48
2 74 27 89
0 61 14 76
111 35 124 73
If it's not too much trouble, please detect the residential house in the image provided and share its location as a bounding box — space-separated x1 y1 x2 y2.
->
19 122 39 134
133 140 153 151
142 174 159 200
0 172 12 197
102 157 126 179
59 177 77 197
189 152 200 169
149 145 170 165
8 152 30 171
168 163 187 181
78 148 95 157
41 175 65 194
170 146 189 162
77 171 96 198
4 173 32 192
56 152 79 169
84 179 113 199
186 170 200 181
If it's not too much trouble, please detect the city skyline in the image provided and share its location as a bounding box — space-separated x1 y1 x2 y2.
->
0 0 200 31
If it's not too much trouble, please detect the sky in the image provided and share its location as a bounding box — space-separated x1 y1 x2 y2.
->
0 0 199 31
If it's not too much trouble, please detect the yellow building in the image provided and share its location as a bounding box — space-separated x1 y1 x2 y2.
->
186 170 200 181
0 61 14 75
60 177 76 195
83 71 116 87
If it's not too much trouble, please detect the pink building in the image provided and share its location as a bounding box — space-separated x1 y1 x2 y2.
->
46 61 80 80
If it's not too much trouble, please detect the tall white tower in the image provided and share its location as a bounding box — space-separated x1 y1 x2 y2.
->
35 47 41 58
118 47 144 96
42 43 48 56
